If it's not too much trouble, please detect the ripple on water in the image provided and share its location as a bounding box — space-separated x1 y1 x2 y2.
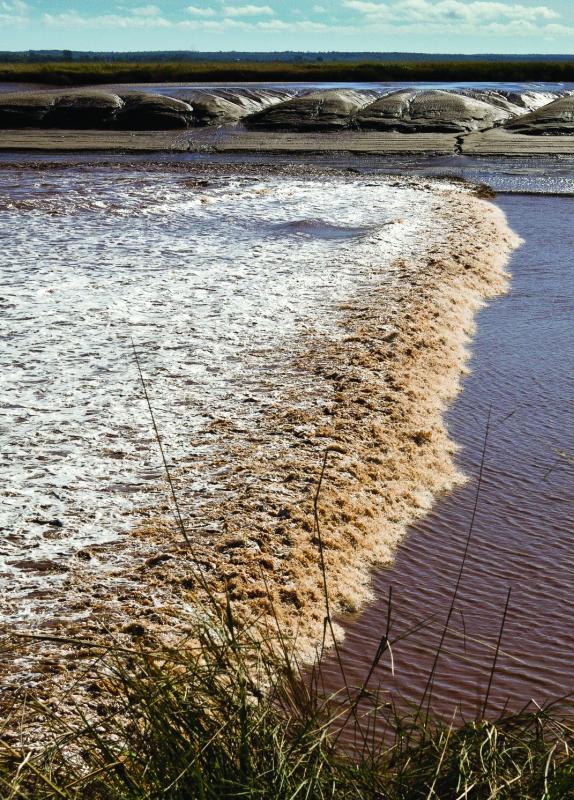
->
271 219 374 240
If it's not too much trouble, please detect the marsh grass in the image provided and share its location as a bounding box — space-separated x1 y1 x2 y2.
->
2 459 573 799
3 60 574 86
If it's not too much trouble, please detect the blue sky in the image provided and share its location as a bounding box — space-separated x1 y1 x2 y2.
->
1 0 574 53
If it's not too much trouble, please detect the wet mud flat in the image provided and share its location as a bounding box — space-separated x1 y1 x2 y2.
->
0 162 517 706
4 126 574 155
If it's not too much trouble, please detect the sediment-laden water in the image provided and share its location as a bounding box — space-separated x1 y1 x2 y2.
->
319 193 574 721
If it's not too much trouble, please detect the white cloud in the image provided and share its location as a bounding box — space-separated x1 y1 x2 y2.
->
251 18 290 28
186 4 217 16
544 22 574 35
1 0 27 11
257 18 329 30
342 0 560 31
40 7 284 32
223 4 275 16
24 0 573 40
42 11 172 28
130 4 162 15
186 2 276 19
179 16 339 32
0 0 28 23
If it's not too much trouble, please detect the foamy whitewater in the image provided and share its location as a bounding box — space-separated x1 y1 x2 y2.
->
1 167 443 627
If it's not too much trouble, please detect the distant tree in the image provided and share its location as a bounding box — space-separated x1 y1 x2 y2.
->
62 50 73 61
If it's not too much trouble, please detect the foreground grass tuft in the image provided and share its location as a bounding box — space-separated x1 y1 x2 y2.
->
1 595 572 799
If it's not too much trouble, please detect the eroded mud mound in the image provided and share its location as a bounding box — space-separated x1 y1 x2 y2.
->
462 88 559 114
0 91 59 126
244 88 565 134
0 88 290 129
245 89 375 131
0 89 194 129
175 88 292 126
504 95 574 134
114 92 194 130
0 86 569 134
357 89 510 133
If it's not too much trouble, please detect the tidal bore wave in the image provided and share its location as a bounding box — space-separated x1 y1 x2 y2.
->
0 165 518 688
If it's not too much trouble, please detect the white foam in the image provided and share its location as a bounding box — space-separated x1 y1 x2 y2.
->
0 168 441 623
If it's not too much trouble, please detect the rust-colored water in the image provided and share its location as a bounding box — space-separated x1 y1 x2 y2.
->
318 194 574 721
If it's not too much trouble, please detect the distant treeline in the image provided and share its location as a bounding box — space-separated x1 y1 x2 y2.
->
2 50 574 65
2 60 574 85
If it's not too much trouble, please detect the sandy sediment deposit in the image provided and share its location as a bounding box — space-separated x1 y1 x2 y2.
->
0 127 195 150
462 128 574 155
0 127 461 153
3 126 574 155
1 166 519 708
210 129 459 154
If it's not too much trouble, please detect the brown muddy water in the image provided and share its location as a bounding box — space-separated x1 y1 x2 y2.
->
319 193 574 721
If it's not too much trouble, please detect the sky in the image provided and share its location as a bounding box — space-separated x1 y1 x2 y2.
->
1 0 574 53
